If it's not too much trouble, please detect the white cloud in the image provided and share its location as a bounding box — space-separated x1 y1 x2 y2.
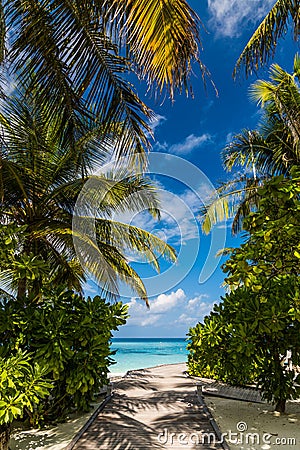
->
126 288 186 326
186 294 215 323
216 222 231 230
165 185 213 242
125 289 215 328
83 281 99 296
155 187 213 245
226 132 234 144
150 288 186 313
169 133 211 155
207 0 276 37
150 114 167 132
153 141 168 152
175 296 215 326
187 294 209 311
118 186 208 250
176 313 198 326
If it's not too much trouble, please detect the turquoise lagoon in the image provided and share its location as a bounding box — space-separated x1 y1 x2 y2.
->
110 338 188 374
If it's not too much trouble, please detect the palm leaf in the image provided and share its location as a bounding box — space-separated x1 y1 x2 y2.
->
201 178 260 235
203 57 300 236
102 0 208 100
234 0 300 78
70 226 149 303
95 218 176 267
69 173 161 219
0 78 174 302
6 0 152 163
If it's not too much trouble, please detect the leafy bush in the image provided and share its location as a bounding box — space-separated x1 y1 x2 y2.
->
0 351 51 450
0 288 128 422
188 170 300 412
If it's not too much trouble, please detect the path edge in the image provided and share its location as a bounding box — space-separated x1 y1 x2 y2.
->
64 394 113 450
197 391 231 450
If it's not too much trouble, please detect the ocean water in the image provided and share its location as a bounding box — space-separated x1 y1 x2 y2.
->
110 338 188 374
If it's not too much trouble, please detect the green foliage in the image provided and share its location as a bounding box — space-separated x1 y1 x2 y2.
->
188 171 300 410
0 351 51 425
223 171 300 290
0 289 128 422
234 0 300 78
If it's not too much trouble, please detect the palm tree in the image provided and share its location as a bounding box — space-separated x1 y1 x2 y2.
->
0 84 176 304
202 55 300 234
234 0 300 77
0 0 206 165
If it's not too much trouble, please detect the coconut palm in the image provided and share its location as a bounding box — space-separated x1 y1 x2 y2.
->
0 85 176 303
0 0 206 165
202 55 300 234
234 0 300 77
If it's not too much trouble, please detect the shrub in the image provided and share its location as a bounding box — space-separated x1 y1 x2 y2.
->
0 351 51 450
0 288 128 422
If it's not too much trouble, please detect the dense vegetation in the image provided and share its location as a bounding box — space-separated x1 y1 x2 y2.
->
0 77 175 449
0 288 128 422
0 1 203 447
189 171 300 412
0 85 176 303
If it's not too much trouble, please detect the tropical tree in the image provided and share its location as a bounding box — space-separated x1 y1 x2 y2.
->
188 170 300 413
234 0 300 77
202 55 300 234
0 85 176 303
0 0 206 163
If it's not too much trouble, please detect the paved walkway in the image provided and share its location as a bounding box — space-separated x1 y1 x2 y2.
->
71 363 225 450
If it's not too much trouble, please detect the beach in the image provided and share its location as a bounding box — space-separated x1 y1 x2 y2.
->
206 396 300 450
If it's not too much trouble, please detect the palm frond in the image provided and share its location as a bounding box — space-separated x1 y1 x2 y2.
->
0 1 5 64
102 0 208 100
234 0 300 78
250 61 300 145
70 226 149 303
7 0 86 147
205 56 300 236
0 76 175 302
222 130 268 172
6 0 152 164
201 179 260 235
95 218 176 267
72 173 161 219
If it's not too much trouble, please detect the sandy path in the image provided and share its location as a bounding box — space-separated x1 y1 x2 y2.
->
71 363 224 450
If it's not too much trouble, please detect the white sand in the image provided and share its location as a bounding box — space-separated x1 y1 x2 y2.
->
206 396 300 450
9 401 104 450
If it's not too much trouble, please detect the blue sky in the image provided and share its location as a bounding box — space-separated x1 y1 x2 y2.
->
85 0 298 337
